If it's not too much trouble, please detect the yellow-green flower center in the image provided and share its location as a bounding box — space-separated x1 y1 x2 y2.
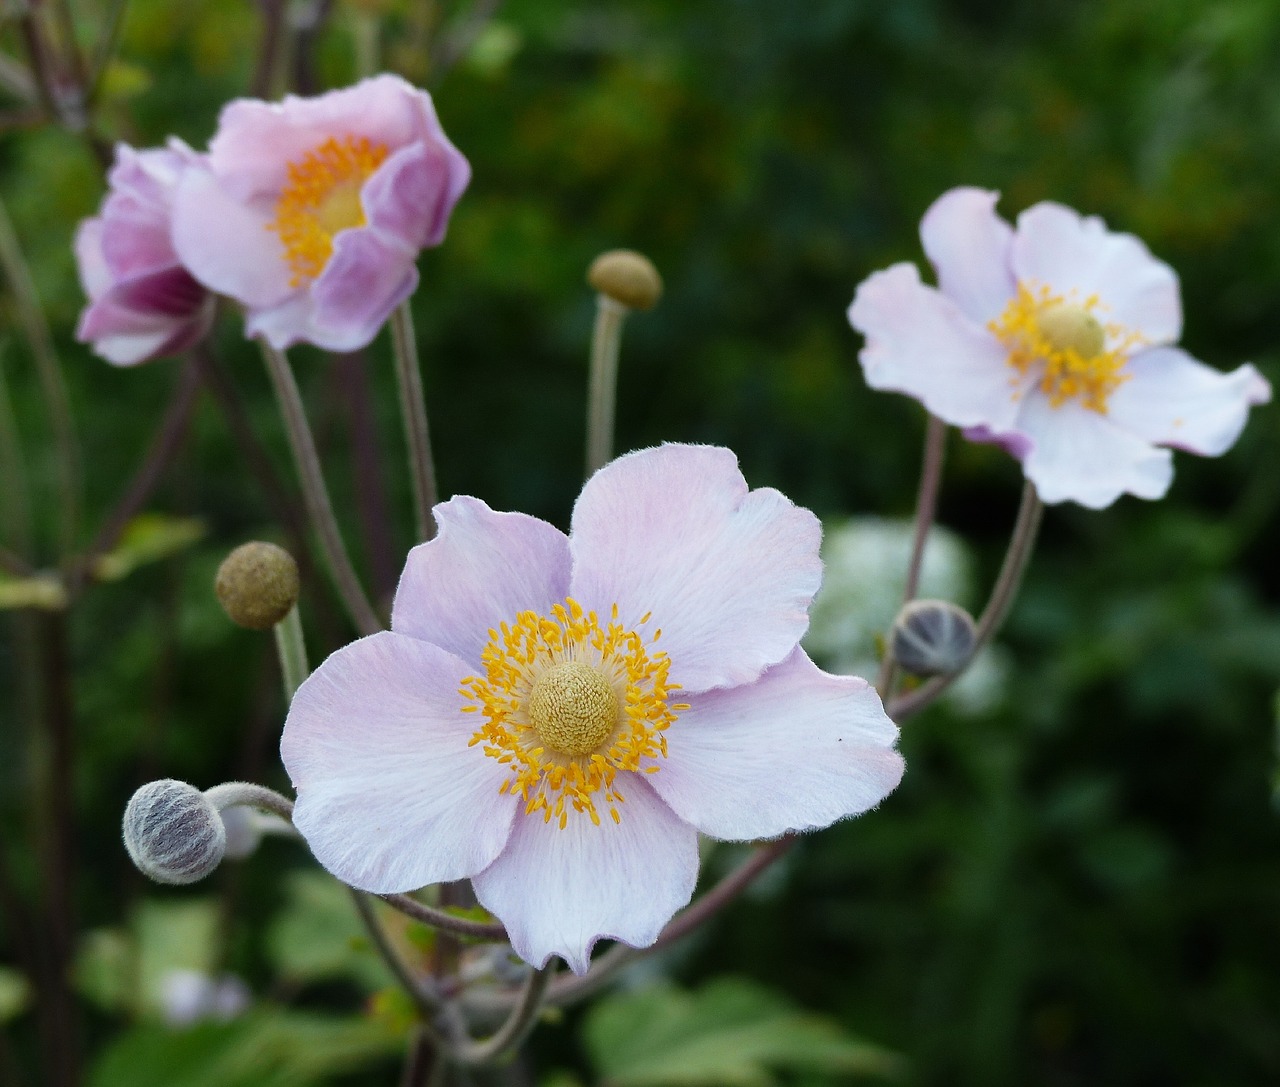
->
528 661 620 756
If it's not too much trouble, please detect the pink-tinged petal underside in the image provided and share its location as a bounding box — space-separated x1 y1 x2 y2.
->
920 186 1016 324
306 229 418 351
1107 347 1272 456
81 325 174 367
282 631 517 893
1014 392 1173 508
471 776 698 975
362 141 471 251
650 648 904 840
1011 202 1182 346
171 168 294 307
392 496 572 665
848 263 1027 432
74 218 110 298
568 444 822 695
98 192 175 279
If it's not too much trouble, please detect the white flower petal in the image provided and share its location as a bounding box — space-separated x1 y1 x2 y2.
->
649 648 903 840
1016 393 1173 508
920 186 1016 324
392 496 571 665
1108 347 1272 455
848 263 1026 431
1011 202 1182 346
282 632 517 892
568 444 822 695
472 777 698 974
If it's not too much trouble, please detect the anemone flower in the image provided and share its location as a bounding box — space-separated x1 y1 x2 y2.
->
281 444 904 973
74 140 214 365
172 74 469 352
848 187 1271 508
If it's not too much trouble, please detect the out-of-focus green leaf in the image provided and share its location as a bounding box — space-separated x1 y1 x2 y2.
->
583 978 906 1086
0 967 31 1022
0 571 66 609
92 513 205 582
75 928 135 1013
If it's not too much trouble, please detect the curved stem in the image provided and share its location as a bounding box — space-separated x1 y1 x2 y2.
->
876 413 947 698
273 605 309 701
260 341 382 635
390 302 439 541
888 481 1043 721
585 296 627 475
452 964 553 1067
351 890 445 1024
379 892 507 942
203 781 296 821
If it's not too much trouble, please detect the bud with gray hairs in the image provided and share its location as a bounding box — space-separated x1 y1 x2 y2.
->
123 779 226 885
890 599 977 678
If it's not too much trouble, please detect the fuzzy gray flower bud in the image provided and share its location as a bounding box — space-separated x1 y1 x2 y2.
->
123 779 226 885
890 599 977 678
587 249 663 311
215 541 299 630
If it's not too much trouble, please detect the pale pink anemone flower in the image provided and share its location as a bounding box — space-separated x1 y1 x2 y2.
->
171 74 469 352
848 187 1272 509
281 444 905 974
74 140 215 366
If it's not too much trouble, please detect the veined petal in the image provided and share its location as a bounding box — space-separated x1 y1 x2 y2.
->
848 263 1026 431
1016 393 1173 508
471 777 698 974
650 648 903 840
1108 347 1272 455
568 444 822 694
393 496 572 664
920 186 1016 324
1011 202 1181 346
308 229 418 351
363 140 471 251
282 631 518 892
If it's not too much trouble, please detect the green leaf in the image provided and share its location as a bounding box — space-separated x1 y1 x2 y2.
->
0 967 31 1022
0 571 66 610
583 978 906 1086
93 513 205 582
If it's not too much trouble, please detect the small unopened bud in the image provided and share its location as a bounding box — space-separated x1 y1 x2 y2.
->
215 541 299 631
123 779 226 885
587 249 663 311
890 599 977 678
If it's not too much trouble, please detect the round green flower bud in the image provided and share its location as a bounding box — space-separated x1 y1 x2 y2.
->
214 541 299 631
890 599 977 678
587 249 663 311
123 779 226 885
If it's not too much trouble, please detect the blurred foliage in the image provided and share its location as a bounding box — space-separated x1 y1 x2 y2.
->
1 0 1280 1085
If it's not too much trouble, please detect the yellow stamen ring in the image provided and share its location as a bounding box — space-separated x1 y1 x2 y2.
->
460 599 686 829
989 282 1143 414
267 134 389 287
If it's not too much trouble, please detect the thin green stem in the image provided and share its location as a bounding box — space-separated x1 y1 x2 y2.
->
585 296 627 475
390 302 440 541
272 605 309 701
0 345 33 554
453 964 553 1067
86 0 130 105
350 890 445 1023
888 481 1043 721
0 194 81 555
352 7 380 77
260 341 382 635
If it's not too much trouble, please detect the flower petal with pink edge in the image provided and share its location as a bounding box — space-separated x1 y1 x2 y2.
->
920 187 1016 324
1011 202 1182 346
1107 347 1272 456
363 141 470 251
649 648 903 840
568 444 821 694
306 229 418 351
471 777 698 974
849 263 1027 431
282 631 517 893
392 496 572 665
74 219 111 297
1015 393 1173 508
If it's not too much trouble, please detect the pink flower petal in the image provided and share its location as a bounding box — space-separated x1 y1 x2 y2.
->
471 776 698 974
568 444 822 694
1015 393 1174 508
282 631 518 893
362 141 471 250
392 496 572 665
920 186 1016 324
848 263 1027 431
1011 202 1182 346
307 229 418 351
1108 347 1272 456
86 327 178 367
243 293 315 350
649 648 903 840
74 218 111 297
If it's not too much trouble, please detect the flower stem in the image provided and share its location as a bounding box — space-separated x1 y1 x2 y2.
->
888 481 1043 721
273 605 309 701
379 891 508 942
350 890 445 1022
877 413 947 699
390 302 440 541
0 345 33 554
203 780 296 821
585 295 627 475
259 341 382 635
453 964 553 1067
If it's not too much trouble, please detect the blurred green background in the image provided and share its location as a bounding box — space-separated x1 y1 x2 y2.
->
3 0 1280 1083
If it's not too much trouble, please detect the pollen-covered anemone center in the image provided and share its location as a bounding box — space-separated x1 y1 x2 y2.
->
989 282 1142 414
460 598 687 829
267 135 389 288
